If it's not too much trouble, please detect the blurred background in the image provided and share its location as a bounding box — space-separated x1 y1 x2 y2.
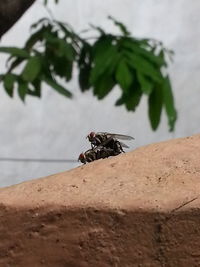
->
0 0 200 187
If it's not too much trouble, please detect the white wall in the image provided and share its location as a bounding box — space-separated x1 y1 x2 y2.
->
0 0 200 187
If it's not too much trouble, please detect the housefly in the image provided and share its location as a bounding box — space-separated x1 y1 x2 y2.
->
87 132 134 152
78 145 121 164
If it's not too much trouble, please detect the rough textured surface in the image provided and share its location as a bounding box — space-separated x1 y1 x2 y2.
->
1 134 200 266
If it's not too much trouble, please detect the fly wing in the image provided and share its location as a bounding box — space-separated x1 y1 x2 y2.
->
97 132 134 140
94 137 129 149
120 142 129 148
94 136 113 149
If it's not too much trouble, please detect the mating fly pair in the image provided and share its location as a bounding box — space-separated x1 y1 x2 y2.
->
78 132 134 164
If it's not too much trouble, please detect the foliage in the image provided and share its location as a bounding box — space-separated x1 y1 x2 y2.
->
0 16 176 131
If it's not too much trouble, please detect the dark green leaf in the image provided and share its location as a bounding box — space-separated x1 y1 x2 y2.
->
158 49 167 66
90 24 105 35
79 65 91 91
126 86 142 111
93 75 115 99
92 37 113 57
78 43 92 66
115 96 124 106
45 33 75 60
43 75 72 98
148 85 163 130
65 61 73 81
115 59 133 92
116 85 142 111
7 58 25 73
78 43 92 91
31 18 49 29
52 57 73 81
137 72 153 95
25 26 49 50
108 16 130 36
162 76 177 131
125 51 163 83
56 39 74 60
0 47 29 58
55 21 76 39
27 79 41 97
90 39 119 84
3 73 17 97
22 56 42 82
62 42 75 61
18 80 28 102
122 39 165 67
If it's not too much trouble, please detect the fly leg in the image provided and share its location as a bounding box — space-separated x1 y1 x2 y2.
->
119 142 125 153
113 140 124 155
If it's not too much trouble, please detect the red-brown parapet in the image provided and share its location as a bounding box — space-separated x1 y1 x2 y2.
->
1 134 200 266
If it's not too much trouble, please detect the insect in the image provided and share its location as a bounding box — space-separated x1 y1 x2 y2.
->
78 145 120 164
87 132 134 152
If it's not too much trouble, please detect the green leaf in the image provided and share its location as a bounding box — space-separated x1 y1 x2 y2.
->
27 79 41 97
93 75 115 99
43 75 72 98
63 42 75 61
126 86 142 111
7 58 25 73
125 51 163 83
78 43 92 67
122 39 165 67
108 16 130 36
22 56 42 82
3 73 17 97
31 18 50 29
25 25 49 50
115 59 133 92
45 33 75 60
115 80 142 111
52 57 73 81
148 85 163 130
78 43 92 91
55 21 77 40
90 38 119 84
18 80 28 102
79 65 91 92
0 47 29 58
90 24 105 35
137 72 153 95
56 39 74 60
162 76 177 131
116 86 142 111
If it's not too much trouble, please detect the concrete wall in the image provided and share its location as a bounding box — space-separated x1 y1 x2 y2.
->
0 0 200 187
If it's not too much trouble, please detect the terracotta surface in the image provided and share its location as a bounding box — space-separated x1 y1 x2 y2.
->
1 134 200 266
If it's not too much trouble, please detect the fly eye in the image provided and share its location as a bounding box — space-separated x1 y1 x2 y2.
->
90 132 95 138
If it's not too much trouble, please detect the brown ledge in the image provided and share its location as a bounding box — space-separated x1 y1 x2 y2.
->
1 134 200 266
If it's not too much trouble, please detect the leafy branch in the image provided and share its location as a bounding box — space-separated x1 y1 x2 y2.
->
0 16 177 131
